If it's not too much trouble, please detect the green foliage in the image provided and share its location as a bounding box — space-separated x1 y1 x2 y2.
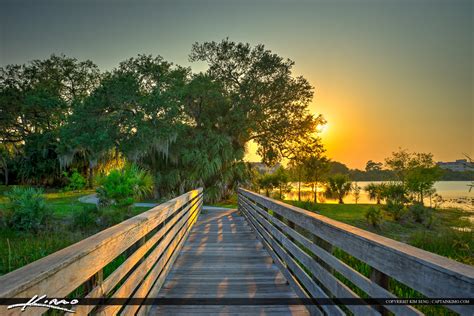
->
63 169 87 191
324 174 352 204
365 160 383 172
247 166 264 192
190 39 318 166
257 173 279 197
440 169 474 181
405 166 442 203
273 167 291 199
364 183 386 204
286 138 326 201
380 182 408 221
385 149 442 203
0 228 89 275
0 55 100 185
409 202 434 226
254 167 290 199
15 133 62 185
365 206 383 228
381 182 407 203
2 187 52 232
302 154 330 203
409 229 473 265
349 168 396 181
0 144 14 185
352 182 361 204
383 200 406 221
96 207 129 227
96 165 153 207
70 204 99 230
0 189 154 276
327 161 350 176
2 41 320 202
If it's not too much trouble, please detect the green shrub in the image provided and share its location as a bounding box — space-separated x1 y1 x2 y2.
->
63 169 87 191
365 183 386 204
381 183 407 204
365 206 383 228
97 207 128 227
96 164 153 208
3 187 52 232
70 204 99 230
409 202 433 226
204 185 222 204
383 200 406 221
409 229 473 265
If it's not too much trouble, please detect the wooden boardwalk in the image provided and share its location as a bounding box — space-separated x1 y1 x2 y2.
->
149 208 309 315
2 188 472 315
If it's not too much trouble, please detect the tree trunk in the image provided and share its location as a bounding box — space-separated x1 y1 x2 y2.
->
279 185 282 200
87 167 94 188
298 180 301 201
1 157 8 186
265 189 269 197
153 186 160 199
313 183 317 204
338 196 344 204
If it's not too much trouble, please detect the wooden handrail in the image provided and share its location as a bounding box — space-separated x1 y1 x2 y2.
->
238 188 474 315
0 188 203 316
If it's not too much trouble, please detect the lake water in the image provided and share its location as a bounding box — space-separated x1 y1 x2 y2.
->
285 181 474 211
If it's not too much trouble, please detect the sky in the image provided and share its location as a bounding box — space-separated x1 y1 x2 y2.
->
1 0 472 169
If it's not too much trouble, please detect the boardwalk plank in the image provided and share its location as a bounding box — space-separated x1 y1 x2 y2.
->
148 209 309 315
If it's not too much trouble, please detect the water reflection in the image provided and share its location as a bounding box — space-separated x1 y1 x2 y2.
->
275 181 473 211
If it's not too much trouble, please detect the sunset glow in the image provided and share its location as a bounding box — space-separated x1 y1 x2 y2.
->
2 0 472 169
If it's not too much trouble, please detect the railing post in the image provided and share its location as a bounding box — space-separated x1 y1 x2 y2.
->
84 269 103 294
370 267 389 315
311 235 334 276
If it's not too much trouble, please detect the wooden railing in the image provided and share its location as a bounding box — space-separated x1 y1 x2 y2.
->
0 188 203 316
238 188 474 316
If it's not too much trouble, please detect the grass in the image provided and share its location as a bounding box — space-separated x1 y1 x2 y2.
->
286 200 473 263
0 188 96 275
43 189 95 218
1 185 470 315
209 202 238 208
209 194 238 209
0 186 238 275
0 186 153 276
0 228 90 275
284 199 472 315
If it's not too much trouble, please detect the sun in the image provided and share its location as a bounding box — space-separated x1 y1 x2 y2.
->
316 122 328 134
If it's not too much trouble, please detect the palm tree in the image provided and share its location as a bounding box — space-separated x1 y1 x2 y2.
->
365 183 386 204
325 174 352 204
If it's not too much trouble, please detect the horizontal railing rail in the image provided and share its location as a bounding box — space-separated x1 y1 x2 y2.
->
0 188 203 316
238 188 473 316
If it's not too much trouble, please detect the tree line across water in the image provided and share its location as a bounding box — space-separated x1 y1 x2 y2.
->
250 148 468 231
251 149 444 204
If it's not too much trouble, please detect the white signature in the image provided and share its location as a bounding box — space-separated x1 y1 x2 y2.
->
7 294 78 313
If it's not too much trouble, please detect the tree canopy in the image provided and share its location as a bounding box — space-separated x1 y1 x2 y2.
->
0 40 322 201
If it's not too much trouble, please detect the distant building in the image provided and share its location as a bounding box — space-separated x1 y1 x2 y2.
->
437 159 474 172
249 162 281 174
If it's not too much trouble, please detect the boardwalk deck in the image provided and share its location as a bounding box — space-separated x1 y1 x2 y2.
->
149 208 309 315
3 188 471 315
